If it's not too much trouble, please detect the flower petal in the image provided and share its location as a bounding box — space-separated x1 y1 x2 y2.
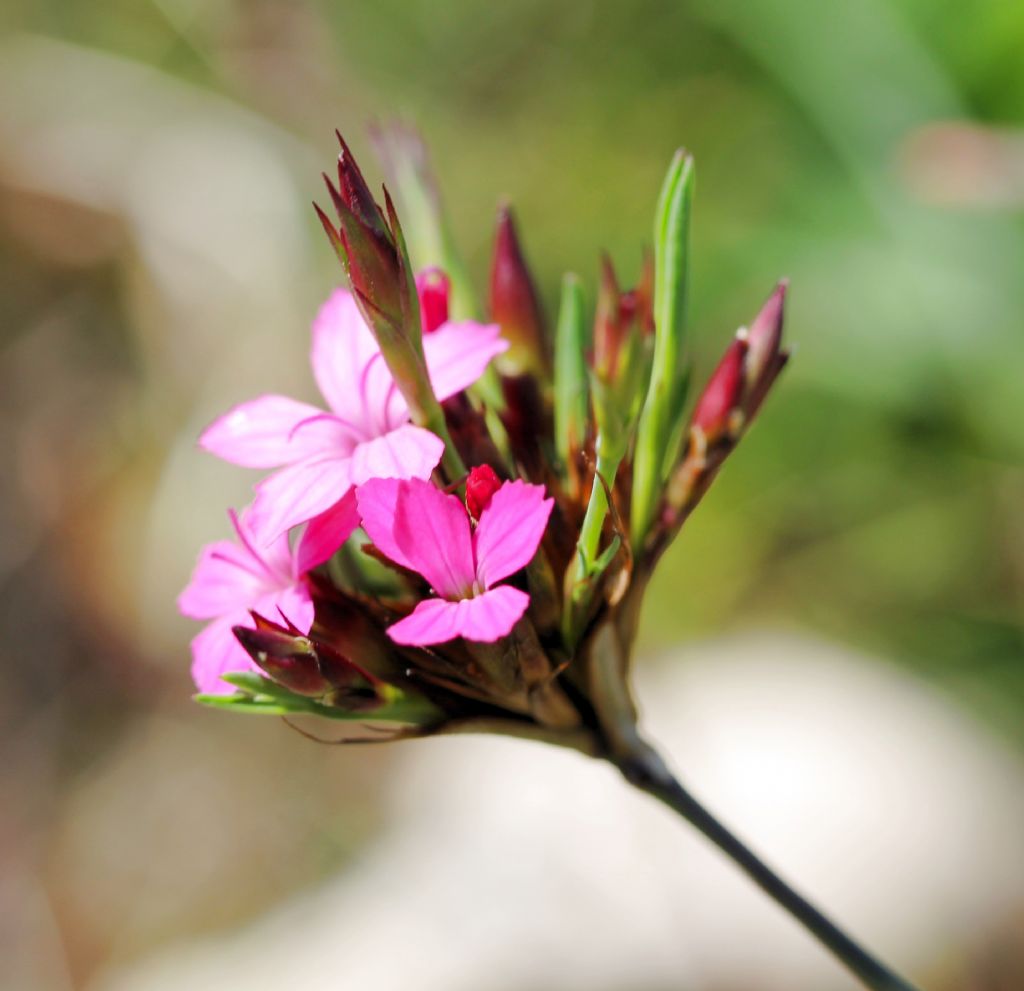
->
248 455 353 543
266 583 315 635
348 425 445 486
386 586 528 645
198 395 341 468
294 490 359 574
311 289 401 437
178 539 271 620
190 614 258 694
356 477 474 598
423 321 508 402
473 480 554 589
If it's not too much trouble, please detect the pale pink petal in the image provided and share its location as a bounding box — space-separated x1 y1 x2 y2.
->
473 480 554 589
178 540 271 620
198 395 335 468
311 289 395 437
386 586 528 645
356 477 474 598
348 425 444 486
248 455 353 543
294 490 359 574
232 507 293 584
423 321 508 402
264 583 315 636
190 614 258 694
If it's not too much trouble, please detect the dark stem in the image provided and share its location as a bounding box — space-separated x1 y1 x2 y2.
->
612 739 922 991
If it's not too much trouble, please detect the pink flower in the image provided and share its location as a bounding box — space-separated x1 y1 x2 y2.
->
355 474 553 645
177 504 355 694
199 288 507 541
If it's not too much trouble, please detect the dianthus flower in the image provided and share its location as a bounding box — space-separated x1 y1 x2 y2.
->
176 127 919 991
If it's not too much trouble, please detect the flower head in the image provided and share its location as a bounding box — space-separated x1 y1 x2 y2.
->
356 474 553 645
182 133 789 751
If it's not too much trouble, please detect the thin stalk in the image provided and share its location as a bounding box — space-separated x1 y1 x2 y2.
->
611 739 922 991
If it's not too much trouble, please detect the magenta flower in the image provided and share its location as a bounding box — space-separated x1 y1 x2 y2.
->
178 505 353 694
356 474 553 645
199 287 507 541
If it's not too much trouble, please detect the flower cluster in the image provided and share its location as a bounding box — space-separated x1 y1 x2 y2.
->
180 131 788 749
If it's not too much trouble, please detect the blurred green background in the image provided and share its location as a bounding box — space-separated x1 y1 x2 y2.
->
1 1 1022 988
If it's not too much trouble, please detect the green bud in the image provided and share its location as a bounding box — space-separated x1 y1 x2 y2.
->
631 150 694 550
554 273 590 469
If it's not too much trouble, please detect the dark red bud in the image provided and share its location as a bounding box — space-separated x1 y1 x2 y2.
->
691 336 748 440
233 623 328 696
416 267 450 334
334 130 390 239
466 464 502 519
236 613 384 706
490 205 549 375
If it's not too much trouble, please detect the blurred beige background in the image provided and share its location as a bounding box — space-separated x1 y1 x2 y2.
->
1 1 1022 989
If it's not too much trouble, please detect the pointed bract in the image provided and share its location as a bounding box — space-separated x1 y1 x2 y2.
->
489 205 550 377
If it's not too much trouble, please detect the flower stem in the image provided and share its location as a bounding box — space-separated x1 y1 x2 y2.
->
611 739 922 991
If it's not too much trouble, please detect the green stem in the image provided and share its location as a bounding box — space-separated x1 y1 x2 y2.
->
611 739 922 991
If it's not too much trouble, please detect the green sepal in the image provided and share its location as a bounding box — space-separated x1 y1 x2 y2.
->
195 673 443 726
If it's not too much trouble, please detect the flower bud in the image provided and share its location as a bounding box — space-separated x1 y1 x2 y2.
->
316 132 466 480
466 464 501 519
233 622 328 697
632 150 695 547
691 336 748 443
553 272 590 472
416 267 450 334
742 279 789 420
490 205 550 377
370 120 480 321
235 613 385 709
319 133 405 332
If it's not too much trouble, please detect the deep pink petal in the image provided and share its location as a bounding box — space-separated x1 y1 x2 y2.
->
386 586 528 645
348 425 445 486
423 321 508 402
311 289 398 437
294 490 359 574
178 539 272 620
248 455 353 543
356 477 474 598
190 614 258 694
473 480 554 589
198 395 336 468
